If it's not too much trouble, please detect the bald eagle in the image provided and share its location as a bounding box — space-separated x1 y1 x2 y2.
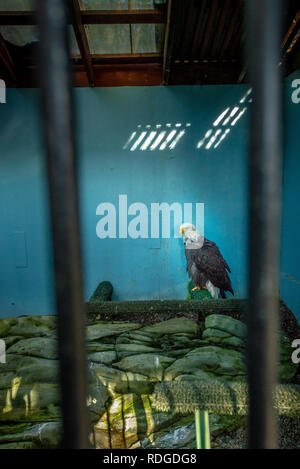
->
179 223 234 299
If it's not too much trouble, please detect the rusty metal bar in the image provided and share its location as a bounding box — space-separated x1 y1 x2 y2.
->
246 0 283 449
37 0 89 449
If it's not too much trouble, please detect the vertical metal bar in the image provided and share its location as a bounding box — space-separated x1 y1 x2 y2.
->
195 410 211 449
246 0 283 449
37 0 89 449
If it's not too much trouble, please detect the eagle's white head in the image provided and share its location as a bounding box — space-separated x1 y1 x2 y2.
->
179 223 204 249
179 223 201 243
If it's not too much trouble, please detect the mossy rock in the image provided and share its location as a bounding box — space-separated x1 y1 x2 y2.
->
90 281 113 302
187 280 213 300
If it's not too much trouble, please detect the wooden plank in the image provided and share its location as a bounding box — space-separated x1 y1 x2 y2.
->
12 63 162 88
190 0 208 58
74 64 162 87
220 1 241 57
81 9 167 24
199 0 219 58
210 0 232 58
180 0 196 58
19 53 162 66
281 8 300 50
92 53 162 65
0 11 35 25
0 33 17 83
71 0 94 86
170 60 241 85
0 9 166 25
163 0 178 85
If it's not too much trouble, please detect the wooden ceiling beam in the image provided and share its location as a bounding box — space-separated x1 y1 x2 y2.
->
199 0 219 58
19 53 162 66
162 0 178 85
70 0 94 86
14 64 162 88
81 9 167 24
220 1 241 58
210 0 232 58
0 9 166 26
0 11 35 25
180 0 196 58
0 32 17 83
281 8 300 50
92 53 162 65
190 0 208 58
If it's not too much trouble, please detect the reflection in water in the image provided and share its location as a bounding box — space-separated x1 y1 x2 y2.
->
197 88 253 150
123 123 191 152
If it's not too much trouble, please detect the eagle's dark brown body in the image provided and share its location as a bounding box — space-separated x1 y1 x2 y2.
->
185 238 234 298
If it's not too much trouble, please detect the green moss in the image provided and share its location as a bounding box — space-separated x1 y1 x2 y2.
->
90 281 113 302
215 414 246 433
187 281 213 301
0 423 32 436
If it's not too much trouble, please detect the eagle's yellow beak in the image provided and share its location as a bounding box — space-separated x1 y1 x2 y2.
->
179 227 184 235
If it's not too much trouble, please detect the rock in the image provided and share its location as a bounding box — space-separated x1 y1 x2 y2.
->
0 311 298 449
0 383 61 422
0 320 11 337
141 414 245 449
0 422 62 448
86 322 140 341
203 328 245 348
1 336 23 348
116 344 160 358
164 346 246 380
205 315 246 339
0 441 34 449
7 338 58 360
90 281 113 302
126 331 154 344
126 372 154 395
87 342 115 353
4 354 57 374
17 362 59 384
115 354 175 380
89 362 128 395
0 316 56 339
88 351 117 365
94 393 184 449
32 422 62 448
140 317 199 337
87 378 110 423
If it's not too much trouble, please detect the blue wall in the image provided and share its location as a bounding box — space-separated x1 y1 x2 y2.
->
281 70 300 321
0 74 299 321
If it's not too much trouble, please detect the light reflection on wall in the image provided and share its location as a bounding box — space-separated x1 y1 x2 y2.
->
196 88 253 151
123 122 191 152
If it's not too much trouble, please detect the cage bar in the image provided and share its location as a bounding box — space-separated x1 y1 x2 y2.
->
246 0 283 449
37 0 89 449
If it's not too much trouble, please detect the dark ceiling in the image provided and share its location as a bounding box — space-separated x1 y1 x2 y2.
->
0 0 299 87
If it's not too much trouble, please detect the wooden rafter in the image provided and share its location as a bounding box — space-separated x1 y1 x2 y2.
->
0 9 166 26
190 0 207 58
163 0 178 85
199 0 219 58
81 9 166 24
281 8 300 50
19 53 162 66
220 1 241 57
210 0 232 58
0 32 17 83
70 0 94 86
